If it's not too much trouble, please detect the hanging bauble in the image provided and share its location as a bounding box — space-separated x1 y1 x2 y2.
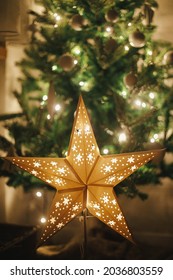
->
58 54 75 71
143 142 165 164
129 30 145 48
104 38 117 53
143 3 154 26
124 72 137 88
47 81 56 119
105 9 118 23
70 14 86 31
163 50 173 65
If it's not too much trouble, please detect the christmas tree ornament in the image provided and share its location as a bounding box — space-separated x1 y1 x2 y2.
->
124 72 137 88
70 14 87 31
163 50 173 65
4 96 163 245
58 54 75 71
105 9 118 23
104 38 117 53
129 30 145 48
47 81 56 119
143 3 154 26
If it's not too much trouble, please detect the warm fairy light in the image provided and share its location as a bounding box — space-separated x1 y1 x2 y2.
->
79 81 85 86
154 133 159 140
124 45 130 51
74 59 78 65
142 102 147 108
53 13 61 21
42 95 48 101
47 114 51 120
40 217 46 223
73 46 81 55
121 90 127 97
52 65 58 71
54 24 58 28
147 50 153 56
103 148 109 155
118 132 127 142
150 138 155 143
134 99 142 107
128 22 132 26
55 104 61 111
105 26 113 33
149 92 155 99
36 191 42 197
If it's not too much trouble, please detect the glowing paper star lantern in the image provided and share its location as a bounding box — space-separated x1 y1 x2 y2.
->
4 96 163 244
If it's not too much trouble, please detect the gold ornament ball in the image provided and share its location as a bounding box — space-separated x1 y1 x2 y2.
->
105 9 118 22
129 30 145 48
104 38 117 53
143 142 165 164
124 72 137 88
58 54 75 71
163 50 173 65
70 14 85 31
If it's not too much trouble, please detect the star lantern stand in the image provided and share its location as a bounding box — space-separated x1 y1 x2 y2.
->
3 96 163 257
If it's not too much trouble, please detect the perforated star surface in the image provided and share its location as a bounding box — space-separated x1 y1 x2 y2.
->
4 96 163 244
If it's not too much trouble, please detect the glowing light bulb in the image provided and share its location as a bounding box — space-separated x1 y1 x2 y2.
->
79 81 85 86
122 90 127 97
47 114 51 120
103 148 109 155
128 22 132 26
118 132 127 142
73 47 81 55
36 191 42 197
150 138 155 143
74 59 78 65
54 24 58 28
105 26 112 33
149 92 155 99
42 95 48 101
154 133 159 140
40 217 46 224
142 102 147 108
55 104 61 111
52 65 58 71
147 50 153 56
54 13 61 21
124 45 129 51
134 99 142 107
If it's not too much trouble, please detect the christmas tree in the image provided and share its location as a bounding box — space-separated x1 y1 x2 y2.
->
0 0 173 199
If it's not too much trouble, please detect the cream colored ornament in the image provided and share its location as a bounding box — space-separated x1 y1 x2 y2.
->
124 72 137 88
4 96 164 245
58 54 75 71
129 30 145 48
70 14 86 31
163 50 173 65
105 9 118 23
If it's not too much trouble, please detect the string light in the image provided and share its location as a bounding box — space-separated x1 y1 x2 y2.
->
36 191 42 197
55 104 61 111
105 26 112 33
40 217 46 223
103 148 109 155
154 133 159 140
128 22 132 26
54 24 58 28
79 81 85 86
150 138 155 143
124 45 130 51
134 99 142 107
53 13 61 21
147 50 153 56
73 46 81 55
118 132 127 142
42 95 48 101
47 114 51 120
149 92 155 99
121 90 127 97
74 59 78 65
52 65 58 71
